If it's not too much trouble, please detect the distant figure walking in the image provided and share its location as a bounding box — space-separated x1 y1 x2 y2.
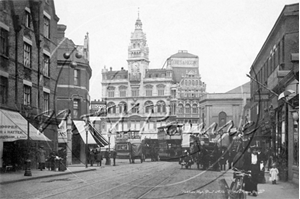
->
104 149 110 165
96 150 103 167
37 145 46 171
269 163 279 184
111 149 117 166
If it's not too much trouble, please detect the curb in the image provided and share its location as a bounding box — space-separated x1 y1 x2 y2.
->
0 168 97 185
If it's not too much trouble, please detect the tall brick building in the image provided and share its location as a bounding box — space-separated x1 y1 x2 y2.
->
0 0 60 169
249 3 299 183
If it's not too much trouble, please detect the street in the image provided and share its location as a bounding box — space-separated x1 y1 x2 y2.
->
1 160 227 199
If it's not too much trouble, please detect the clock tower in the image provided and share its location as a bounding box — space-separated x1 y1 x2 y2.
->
127 11 149 80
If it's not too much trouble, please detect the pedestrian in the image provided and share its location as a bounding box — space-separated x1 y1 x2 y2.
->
37 145 46 171
90 148 97 166
49 150 58 171
104 148 110 165
111 149 117 166
269 163 279 184
212 145 220 171
257 147 266 183
201 146 209 170
219 148 227 170
96 149 103 167
243 146 261 197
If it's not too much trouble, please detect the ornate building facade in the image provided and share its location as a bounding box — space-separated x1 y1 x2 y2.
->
101 16 175 136
100 14 251 151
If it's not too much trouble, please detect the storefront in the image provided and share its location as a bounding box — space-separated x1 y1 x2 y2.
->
0 109 51 170
72 120 108 164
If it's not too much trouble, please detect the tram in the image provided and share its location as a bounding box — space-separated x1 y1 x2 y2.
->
115 130 144 163
157 123 183 161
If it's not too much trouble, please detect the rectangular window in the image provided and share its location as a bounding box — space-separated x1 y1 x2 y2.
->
43 16 50 38
0 76 8 104
43 54 50 76
23 85 31 105
146 89 152 97
24 43 32 68
73 99 80 119
132 89 139 97
25 11 31 28
158 89 164 96
0 28 9 56
108 90 115 98
43 92 49 113
74 69 80 85
120 90 126 97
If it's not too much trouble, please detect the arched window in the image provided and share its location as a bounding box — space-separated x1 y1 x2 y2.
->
157 101 166 113
145 101 154 113
131 103 139 114
178 104 184 114
118 102 127 114
107 102 116 114
219 111 227 127
192 104 198 114
185 104 191 114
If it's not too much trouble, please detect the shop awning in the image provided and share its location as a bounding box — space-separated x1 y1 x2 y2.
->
0 109 51 142
73 120 108 147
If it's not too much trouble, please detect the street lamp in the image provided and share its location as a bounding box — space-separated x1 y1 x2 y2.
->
24 112 32 176
65 110 72 166
83 116 90 168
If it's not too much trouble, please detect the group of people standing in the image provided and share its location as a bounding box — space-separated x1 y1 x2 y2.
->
88 148 117 167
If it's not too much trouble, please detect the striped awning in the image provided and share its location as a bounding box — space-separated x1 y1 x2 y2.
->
73 120 109 147
89 125 109 147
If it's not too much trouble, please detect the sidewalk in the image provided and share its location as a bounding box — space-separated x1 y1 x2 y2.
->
220 170 299 199
0 164 96 185
0 159 131 185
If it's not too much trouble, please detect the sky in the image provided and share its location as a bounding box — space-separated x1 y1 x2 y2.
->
54 0 299 101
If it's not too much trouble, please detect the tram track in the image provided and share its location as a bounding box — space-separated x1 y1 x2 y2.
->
86 166 178 199
13 163 161 199
36 163 172 199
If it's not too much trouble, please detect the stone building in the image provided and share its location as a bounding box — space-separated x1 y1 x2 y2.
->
101 15 175 139
249 3 299 183
100 14 251 152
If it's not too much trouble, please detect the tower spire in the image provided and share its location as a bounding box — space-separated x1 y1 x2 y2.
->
138 7 139 19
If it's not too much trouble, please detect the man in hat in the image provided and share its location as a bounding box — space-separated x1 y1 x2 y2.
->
243 146 261 196
37 145 46 171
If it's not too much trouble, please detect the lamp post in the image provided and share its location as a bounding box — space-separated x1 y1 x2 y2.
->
108 132 111 165
24 114 32 176
66 110 72 166
84 116 90 168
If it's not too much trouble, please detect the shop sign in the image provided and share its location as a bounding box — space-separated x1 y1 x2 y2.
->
254 93 269 102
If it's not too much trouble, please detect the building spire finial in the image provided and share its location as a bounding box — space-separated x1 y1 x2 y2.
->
138 7 140 19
